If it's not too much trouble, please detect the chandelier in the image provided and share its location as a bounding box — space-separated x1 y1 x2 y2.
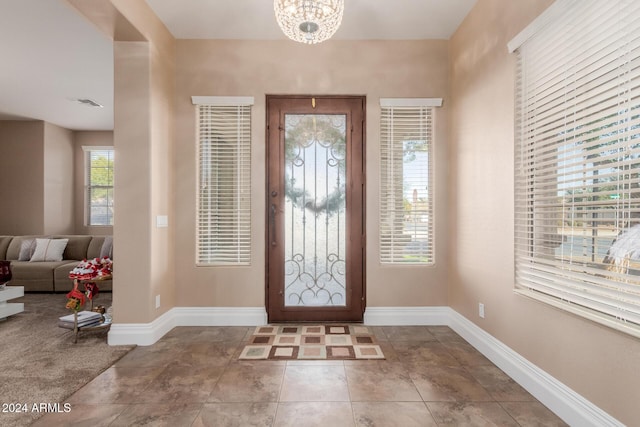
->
274 0 344 44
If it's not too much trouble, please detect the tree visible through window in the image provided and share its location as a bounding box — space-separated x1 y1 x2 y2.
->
85 148 114 226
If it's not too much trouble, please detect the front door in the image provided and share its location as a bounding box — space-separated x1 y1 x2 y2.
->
266 95 365 322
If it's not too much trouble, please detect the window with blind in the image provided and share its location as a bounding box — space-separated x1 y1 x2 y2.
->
193 97 253 265
84 147 114 226
379 98 441 264
510 0 640 336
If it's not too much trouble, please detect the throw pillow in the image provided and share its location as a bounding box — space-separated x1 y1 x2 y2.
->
18 238 37 261
100 236 113 259
29 238 69 262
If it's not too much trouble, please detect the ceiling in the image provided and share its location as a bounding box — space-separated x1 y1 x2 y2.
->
0 0 113 131
146 0 477 40
0 0 476 132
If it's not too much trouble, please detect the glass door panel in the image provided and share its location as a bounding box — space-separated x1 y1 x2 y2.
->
284 114 347 307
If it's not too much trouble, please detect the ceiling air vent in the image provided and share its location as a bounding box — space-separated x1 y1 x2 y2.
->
76 98 103 108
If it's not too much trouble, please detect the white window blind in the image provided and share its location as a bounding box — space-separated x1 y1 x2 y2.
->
512 0 640 336
379 99 440 264
83 147 114 226
195 100 252 265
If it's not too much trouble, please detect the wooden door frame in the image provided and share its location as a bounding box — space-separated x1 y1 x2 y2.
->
265 94 366 322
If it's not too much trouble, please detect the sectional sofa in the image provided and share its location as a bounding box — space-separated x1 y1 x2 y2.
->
0 235 112 292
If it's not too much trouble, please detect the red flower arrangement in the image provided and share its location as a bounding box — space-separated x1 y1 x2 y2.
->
84 282 99 300
66 257 113 311
69 256 113 280
65 286 85 311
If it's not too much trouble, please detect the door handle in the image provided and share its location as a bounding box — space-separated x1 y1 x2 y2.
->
270 204 277 247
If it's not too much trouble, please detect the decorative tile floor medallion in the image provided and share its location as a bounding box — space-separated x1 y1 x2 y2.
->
239 325 385 360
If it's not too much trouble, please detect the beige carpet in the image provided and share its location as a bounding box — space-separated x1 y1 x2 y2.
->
239 324 385 360
0 292 134 427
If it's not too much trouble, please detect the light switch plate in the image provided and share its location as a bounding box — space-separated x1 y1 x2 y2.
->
156 215 168 228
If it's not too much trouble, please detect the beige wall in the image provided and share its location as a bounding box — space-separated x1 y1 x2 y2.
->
43 122 74 234
0 120 74 235
0 121 45 235
67 0 176 324
449 0 640 424
173 39 450 309
109 0 175 323
112 40 154 323
74 130 113 235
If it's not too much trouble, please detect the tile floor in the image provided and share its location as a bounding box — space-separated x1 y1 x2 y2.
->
33 325 567 426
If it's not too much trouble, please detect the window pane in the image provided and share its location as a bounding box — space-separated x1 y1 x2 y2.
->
513 0 640 335
86 149 114 226
401 140 430 262
89 150 114 186
552 136 640 268
89 187 113 226
380 106 434 264
197 104 252 265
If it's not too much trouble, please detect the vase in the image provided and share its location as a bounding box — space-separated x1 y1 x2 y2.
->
0 260 12 290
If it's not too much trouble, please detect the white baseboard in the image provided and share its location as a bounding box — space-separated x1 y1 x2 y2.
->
107 304 622 426
108 306 267 346
363 306 622 427
172 307 268 327
108 310 175 346
363 306 449 325
447 309 623 427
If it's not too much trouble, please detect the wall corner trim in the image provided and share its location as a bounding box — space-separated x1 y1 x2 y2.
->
107 305 622 426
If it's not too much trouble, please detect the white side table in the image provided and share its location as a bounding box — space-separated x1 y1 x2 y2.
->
0 286 24 320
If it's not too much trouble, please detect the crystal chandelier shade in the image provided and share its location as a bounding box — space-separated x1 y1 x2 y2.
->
274 0 344 44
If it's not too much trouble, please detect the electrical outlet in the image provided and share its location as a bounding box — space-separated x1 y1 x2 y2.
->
155 295 161 309
479 303 485 319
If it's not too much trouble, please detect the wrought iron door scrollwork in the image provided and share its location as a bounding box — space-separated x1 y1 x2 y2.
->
283 114 347 306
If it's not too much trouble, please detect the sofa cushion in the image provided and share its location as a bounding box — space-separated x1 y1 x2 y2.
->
9 260 72 292
100 236 113 258
6 236 45 261
0 236 13 260
54 261 82 292
87 236 106 259
52 235 92 261
10 260 70 281
30 238 69 262
18 238 37 261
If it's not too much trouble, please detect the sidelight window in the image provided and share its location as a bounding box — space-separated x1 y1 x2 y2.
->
379 98 441 265
194 96 253 265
